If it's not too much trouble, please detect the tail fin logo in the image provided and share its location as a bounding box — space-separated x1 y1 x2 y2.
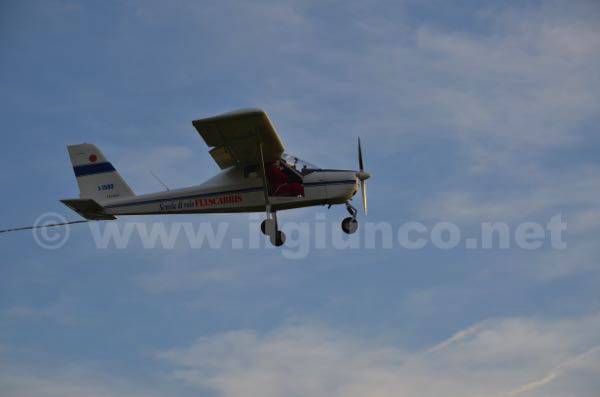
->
89 154 98 163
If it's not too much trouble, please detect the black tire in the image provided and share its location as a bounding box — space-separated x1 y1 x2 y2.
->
341 217 358 234
272 230 286 246
262 219 277 236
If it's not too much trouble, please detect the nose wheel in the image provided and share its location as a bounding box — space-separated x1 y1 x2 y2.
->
342 202 359 234
261 213 286 246
342 217 358 234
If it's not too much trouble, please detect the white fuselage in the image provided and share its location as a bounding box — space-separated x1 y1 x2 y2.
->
101 168 358 216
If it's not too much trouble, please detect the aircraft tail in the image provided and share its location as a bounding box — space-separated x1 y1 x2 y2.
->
66 143 135 203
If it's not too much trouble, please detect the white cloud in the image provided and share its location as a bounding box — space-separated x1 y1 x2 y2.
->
0 368 161 397
136 261 249 293
3 314 599 397
413 164 600 280
418 166 600 222
133 239 296 294
3 295 85 326
261 1 600 174
405 6 599 175
156 313 600 397
91 1 600 173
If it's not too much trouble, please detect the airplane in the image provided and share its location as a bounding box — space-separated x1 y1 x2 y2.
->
61 109 371 246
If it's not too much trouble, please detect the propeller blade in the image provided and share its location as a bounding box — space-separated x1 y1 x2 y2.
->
361 180 367 215
357 137 368 214
358 137 364 171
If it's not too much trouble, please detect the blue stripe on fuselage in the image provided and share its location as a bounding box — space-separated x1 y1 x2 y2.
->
103 179 356 209
74 162 116 177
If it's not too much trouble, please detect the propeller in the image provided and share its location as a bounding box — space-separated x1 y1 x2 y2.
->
357 137 370 215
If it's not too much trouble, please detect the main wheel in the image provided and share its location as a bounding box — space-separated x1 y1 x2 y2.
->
261 219 276 235
341 217 358 234
270 230 286 247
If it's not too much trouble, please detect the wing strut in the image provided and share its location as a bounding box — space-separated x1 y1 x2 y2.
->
258 141 271 216
256 134 285 241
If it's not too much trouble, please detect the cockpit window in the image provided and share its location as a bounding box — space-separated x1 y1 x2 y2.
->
281 153 319 174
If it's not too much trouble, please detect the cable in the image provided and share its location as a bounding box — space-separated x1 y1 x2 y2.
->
0 220 90 234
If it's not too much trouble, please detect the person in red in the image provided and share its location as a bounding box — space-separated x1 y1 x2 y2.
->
266 161 304 197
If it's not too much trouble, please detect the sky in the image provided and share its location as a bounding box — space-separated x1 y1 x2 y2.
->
1 0 600 396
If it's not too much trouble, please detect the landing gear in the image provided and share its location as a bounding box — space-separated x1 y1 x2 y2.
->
261 220 267 235
273 230 286 246
262 212 286 246
342 217 358 234
342 202 359 234
346 201 358 218
257 142 286 247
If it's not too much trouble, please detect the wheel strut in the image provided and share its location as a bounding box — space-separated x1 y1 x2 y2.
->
342 202 359 234
346 201 358 219
262 211 285 246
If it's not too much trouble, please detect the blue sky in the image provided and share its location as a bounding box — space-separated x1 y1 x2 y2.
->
1 1 600 396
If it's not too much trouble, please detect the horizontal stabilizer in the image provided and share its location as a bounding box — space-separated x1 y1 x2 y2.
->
60 199 116 220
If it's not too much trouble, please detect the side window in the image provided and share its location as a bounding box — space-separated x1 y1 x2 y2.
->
244 165 259 178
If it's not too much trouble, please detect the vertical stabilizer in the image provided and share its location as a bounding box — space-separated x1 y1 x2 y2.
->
67 143 135 202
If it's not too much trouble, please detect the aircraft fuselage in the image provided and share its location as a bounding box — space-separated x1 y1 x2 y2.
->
101 168 358 216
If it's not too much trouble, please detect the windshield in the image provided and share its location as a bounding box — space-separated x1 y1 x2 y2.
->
281 153 319 173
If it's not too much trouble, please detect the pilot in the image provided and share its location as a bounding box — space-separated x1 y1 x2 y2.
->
266 161 304 197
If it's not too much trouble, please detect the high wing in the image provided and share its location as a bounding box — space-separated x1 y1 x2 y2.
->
192 108 285 169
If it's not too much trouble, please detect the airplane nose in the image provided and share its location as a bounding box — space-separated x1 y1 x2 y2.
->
356 171 370 181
